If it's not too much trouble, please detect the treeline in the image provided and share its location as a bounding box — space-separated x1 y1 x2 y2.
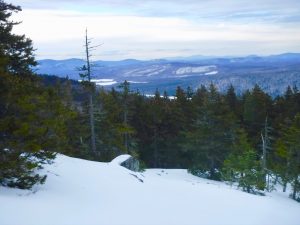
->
0 0 299 202
62 79 299 200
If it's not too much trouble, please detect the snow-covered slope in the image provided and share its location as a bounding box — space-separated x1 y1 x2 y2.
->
175 65 216 75
0 155 299 225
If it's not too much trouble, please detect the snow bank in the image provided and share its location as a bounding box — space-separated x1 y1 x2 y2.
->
0 154 299 225
110 154 131 165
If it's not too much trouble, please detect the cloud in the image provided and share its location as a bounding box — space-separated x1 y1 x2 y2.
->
11 8 300 60
13 0 300 23
10 1 300 59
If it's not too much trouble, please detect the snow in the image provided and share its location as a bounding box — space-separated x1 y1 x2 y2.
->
145 94 177 100
91 79 114 83
110 154 131 165
128 81 148 84
92 79 117 86
204 71 218 75
175 66 216 75
124 65 169 77
1 154 299 225
78 79 117 86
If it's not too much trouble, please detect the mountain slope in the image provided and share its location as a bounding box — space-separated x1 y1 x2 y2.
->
1 154 299 225
36 54 300 96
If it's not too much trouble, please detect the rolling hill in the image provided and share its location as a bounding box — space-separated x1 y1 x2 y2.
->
36 53 300 96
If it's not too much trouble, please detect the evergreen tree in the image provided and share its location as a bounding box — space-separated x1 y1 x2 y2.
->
225 84 241 119
118 80 137 154
243 84 272 148
223 129 265 193
0 1 70 189
0 1 36 75
182 84 237 180
275 114 300 201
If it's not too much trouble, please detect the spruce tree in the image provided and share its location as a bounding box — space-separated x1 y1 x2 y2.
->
0 1 36 75
0 1 70 189
275 114 300 201
223 129 265 193
182 84 236 180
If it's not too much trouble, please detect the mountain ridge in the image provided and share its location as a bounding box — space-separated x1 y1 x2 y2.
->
36 53 300 96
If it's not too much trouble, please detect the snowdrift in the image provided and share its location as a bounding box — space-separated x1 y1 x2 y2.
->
0 154 299 225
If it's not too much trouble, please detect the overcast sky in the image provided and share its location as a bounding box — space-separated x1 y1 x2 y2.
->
10 0 300 60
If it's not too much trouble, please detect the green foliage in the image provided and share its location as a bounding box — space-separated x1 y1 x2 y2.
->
0 71 73 188
17 69 300 199
223 130 265 193
0 1 36 75
0 148 54 189
182 84 237 180
17 73 295 201
275 114 300 200
243 85 272 147
0 0 73 189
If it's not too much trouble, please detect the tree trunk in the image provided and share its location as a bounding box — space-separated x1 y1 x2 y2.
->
89 93 96 154
274 175 278 185
124 107 128 152
261 117 270 191
292 177 298 200
210 159 215 178
283 181 287 192
153 128 158 167
85 29 97 155
261 132 267 171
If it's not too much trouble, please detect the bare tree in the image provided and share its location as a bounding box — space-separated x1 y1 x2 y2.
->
261 116 272 191
80 28 101 155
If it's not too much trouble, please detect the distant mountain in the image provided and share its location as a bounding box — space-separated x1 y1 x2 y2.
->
36 53 300 96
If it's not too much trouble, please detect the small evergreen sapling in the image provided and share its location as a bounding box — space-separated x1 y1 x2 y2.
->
223 130 265 194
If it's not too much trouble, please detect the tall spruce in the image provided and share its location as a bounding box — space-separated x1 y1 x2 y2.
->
0 1 36 75
275 114 300 201
0 0 70 189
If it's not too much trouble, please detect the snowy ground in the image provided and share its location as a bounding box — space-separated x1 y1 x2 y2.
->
0 154 299 225
78 79 117 86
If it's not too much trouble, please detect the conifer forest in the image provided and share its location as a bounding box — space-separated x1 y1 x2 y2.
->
1 0 300 214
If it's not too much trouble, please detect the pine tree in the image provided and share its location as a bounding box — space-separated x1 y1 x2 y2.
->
225 84 241 118
117 80 137 154
223 129 265 193
0 1 70 189
0 1 36 75
182 84 236 180
243 84 272 148
275 114 300 201
96 88 124 159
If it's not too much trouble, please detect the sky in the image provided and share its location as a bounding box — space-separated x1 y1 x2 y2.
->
10 0 300 60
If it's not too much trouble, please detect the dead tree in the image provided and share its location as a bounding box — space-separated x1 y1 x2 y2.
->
261 116 272 191
80 29 102 155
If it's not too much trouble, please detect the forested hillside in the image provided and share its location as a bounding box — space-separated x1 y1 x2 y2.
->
53 77 300 200
36 56 300 96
